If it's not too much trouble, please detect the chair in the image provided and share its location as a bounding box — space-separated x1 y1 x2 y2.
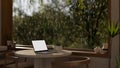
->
5 51 32 68
0 46 10 68
0 46 33 68
52 56 90 68
0 52 17 68
0 53 7 68
5 52 19 68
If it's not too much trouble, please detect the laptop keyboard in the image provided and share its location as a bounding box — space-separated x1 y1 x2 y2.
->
36 49 57 54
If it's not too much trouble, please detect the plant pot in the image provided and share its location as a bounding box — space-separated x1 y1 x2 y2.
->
54 46 62 52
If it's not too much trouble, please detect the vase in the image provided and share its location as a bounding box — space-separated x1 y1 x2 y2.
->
54 46 62 52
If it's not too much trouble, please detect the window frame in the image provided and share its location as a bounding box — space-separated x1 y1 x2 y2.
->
1 0 111 58
1 0 13 45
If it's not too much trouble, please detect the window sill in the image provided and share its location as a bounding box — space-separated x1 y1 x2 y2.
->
15 46 33 50
14 45 109 58
64 48 109 58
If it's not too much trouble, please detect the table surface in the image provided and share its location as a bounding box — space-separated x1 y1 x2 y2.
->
15 49 72 58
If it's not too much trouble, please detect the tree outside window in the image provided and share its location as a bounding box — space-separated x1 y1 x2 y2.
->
13 0 108 49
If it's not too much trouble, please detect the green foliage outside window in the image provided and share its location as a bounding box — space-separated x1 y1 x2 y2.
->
13 0 108 49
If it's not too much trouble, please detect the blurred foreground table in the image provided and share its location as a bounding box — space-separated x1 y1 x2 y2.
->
15 49 71 68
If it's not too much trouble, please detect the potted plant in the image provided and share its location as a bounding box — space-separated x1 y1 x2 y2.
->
106 20 120 49
94 21 120 54
107 21 120 38
102 21 120 50
54 41 63 52
106 21 120 68
116 56 120 68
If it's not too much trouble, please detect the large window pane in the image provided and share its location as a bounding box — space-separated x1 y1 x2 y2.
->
13 0 108 49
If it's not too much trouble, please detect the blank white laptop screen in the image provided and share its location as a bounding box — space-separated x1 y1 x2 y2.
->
32 40 48 52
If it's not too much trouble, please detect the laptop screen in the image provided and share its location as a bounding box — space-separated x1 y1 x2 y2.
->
32 40 48 52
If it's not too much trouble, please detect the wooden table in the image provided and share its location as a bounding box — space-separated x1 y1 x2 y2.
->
15 49 71 68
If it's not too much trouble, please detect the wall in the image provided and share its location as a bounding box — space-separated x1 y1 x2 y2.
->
89 57 109 68
90 0 119 68
1 0 12 45
111 0 120 68
81 0 120 68
0 0 1 44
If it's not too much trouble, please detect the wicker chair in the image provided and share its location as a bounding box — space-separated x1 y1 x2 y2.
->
52 56 90 68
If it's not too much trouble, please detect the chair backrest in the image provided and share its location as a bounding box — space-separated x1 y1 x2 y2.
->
0 46 7 51
52 56 90 68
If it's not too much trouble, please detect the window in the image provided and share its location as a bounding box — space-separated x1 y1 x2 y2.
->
13 0 108 49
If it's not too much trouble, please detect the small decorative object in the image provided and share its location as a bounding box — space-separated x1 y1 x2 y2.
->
7 40 12 49
7 40 16 50
94 46 104 54
99 48 104 54
94 46 101 53
102 43 108 50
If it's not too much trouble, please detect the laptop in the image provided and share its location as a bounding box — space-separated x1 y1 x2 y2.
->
32 40 56 54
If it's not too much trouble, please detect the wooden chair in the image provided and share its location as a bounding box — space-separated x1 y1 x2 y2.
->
0 46 32 68
5 51 29 68
5 52 19 68
0 46 17 68
0 53 7 68
0 51 17 68
52 56 90 68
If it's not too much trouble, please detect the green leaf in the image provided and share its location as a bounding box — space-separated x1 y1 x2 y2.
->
107 21 119 37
